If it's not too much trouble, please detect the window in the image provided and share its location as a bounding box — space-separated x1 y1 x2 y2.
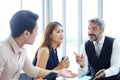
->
0 0 21 41
82 0 98 40
103 0 120 38
22 0 43 60
1 0 120 80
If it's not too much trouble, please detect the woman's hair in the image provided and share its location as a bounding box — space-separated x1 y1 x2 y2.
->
40 22 63 49
33 22 63 60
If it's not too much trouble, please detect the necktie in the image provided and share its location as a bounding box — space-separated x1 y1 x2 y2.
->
95 42 101 57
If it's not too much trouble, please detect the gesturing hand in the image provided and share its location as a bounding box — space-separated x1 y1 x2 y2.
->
73 52 85 68
59 69 79 78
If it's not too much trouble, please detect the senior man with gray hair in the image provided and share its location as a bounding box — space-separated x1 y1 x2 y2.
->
74 18 120 80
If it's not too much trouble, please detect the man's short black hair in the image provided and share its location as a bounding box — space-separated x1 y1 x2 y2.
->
10 10 39 38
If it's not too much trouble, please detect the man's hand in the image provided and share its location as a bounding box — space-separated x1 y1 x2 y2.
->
73 52 85 68
59 69 79 78
93 69 105 80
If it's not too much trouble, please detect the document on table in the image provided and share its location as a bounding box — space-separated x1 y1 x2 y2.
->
78 76 92 80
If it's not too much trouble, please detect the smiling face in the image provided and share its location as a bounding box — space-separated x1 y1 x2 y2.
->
50 25 64 44
88 22 104 42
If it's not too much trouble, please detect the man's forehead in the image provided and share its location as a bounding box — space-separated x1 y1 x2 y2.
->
88 22 99 28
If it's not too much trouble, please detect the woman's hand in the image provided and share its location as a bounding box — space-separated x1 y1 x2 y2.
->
58 57 70 69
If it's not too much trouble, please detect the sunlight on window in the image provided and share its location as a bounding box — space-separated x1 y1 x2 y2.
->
82 0 98 41
22 0 43 60
0 0 120 80
0 1 20 41
103 0 120 38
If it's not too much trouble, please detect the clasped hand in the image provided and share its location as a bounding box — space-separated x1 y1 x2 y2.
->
58 57 70 69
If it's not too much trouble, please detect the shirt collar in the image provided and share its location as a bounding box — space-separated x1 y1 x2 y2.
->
8 35 24 54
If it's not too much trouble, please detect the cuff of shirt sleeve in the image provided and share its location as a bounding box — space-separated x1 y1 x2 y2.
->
43 72 58 79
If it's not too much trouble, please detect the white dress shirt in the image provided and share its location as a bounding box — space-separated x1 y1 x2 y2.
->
0 35 40 80
79 35 120 77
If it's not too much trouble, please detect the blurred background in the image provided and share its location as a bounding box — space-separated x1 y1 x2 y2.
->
0 0 120 80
